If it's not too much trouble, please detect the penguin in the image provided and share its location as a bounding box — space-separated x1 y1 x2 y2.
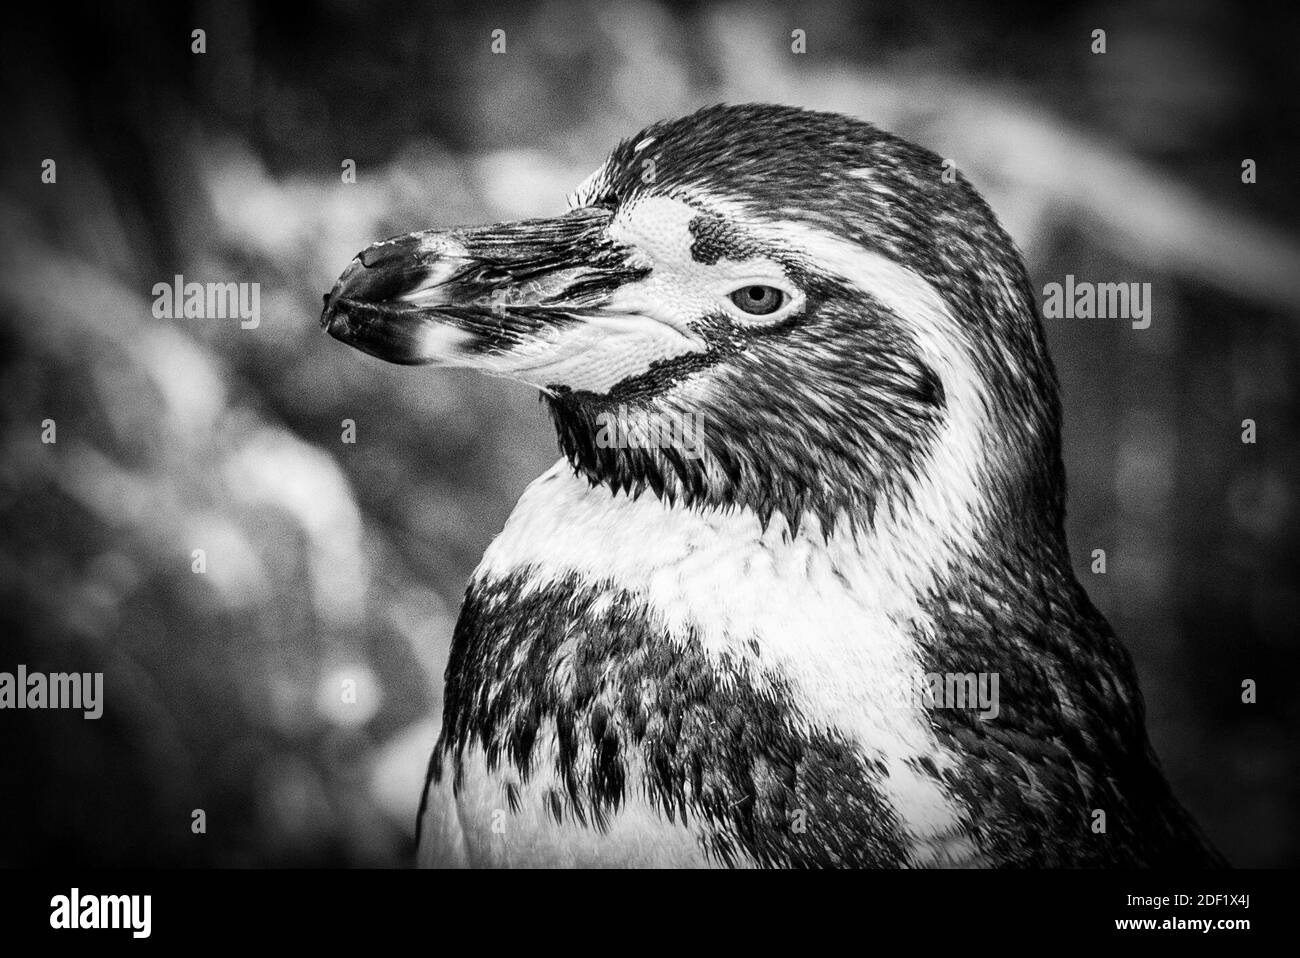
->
321 103 1224 868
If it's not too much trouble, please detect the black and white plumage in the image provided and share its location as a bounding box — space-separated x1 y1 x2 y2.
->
322 104 1223 868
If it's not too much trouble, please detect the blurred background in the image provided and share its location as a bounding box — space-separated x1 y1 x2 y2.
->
1 0 1296 867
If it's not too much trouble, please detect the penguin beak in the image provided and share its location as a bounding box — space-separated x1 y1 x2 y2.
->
321 208 667 386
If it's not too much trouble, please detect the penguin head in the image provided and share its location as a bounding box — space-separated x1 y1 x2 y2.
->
323 104 1064 536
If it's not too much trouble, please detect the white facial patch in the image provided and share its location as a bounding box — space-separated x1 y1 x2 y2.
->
606 195 803 331
463 311 704 394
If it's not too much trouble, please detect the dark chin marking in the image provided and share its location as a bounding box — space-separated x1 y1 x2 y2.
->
426 573 912 867
546 323 740 406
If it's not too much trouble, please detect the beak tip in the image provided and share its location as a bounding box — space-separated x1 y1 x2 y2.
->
321 252 376 334
320 291 336 330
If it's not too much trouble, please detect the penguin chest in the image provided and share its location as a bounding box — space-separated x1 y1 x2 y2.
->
423 460 972 867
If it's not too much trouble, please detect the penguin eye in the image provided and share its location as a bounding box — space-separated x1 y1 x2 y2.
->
729 285 787 316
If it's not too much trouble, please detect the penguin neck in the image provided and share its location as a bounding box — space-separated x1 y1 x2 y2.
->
544 396 908 539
